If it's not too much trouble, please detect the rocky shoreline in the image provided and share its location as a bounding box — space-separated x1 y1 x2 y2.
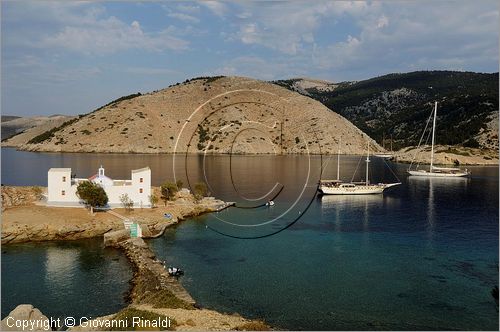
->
1 186 231 245
391 145 498 166
1 186 270 331
76 236 270 331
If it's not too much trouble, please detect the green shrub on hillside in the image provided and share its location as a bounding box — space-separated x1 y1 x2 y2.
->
28 117 79 144
160 181 178 205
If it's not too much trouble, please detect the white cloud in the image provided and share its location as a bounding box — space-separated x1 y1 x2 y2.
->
167 12 200 24
307 1 499 77
228 1 374 55
239 23 259 44
4 2 190 55
176 4 201 14
377 15 389 29
200 1 228 17
219 1 497 78
42 16 189 54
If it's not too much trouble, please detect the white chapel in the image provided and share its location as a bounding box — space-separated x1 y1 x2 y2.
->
47 165 151 208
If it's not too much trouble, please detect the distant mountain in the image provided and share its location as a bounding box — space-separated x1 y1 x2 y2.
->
1 116 21 123
1 115 75 141
2 76 381 154
274 71 499 150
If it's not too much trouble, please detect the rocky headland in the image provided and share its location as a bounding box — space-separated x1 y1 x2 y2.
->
2 76 381 155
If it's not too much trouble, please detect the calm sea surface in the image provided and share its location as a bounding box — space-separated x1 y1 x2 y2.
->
1 239 132 322
1 147 498 330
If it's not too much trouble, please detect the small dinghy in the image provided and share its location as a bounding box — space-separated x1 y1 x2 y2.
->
167 266 184 277
266 200 275 206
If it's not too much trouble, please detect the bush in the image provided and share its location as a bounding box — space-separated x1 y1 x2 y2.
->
193 182 209 201
119 193 133 212
160 181 178 205
76 181 108 209
28 117 79 144
148 194 158 208
175 179 183 189
139 289 194 310
88 92 142 115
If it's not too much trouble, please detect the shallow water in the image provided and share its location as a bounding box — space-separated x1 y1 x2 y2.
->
1 239 133 322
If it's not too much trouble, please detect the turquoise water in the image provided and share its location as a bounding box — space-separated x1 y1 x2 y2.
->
1 148 498 330
148 165 499 330
1 239 133 323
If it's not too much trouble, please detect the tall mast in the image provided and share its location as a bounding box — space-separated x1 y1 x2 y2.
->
365 140 370 185
430 101 437 172
280 121 283 155
337 137 341 181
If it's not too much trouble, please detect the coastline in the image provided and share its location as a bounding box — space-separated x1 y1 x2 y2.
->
1 186 231 244
391 145 498 166
1 186 270 331
2 145 498 166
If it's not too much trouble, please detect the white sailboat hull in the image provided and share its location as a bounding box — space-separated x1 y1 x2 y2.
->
408 170 469 177
374 153 393 159
408 101 471 177
319 182 401 195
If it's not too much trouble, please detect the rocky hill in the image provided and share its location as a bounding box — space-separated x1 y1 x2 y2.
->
1 115 75 141
1 115 21 122
3 76 381 155
274 71 499 151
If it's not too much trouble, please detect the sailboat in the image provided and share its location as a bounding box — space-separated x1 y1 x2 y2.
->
374 133 394 159
408 102 471 177
319 139 401 195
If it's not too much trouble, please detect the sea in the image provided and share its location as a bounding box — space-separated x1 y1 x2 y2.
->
1 147 498 330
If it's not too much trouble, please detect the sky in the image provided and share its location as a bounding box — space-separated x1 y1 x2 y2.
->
1 1 499 117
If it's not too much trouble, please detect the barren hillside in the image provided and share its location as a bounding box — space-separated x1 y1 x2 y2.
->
3 76 381 154
1 115 75 141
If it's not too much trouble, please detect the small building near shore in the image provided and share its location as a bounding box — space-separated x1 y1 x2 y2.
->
47 166 151 208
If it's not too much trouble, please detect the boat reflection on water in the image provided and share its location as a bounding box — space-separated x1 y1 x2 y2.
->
408 175 470 248
408 174 470 187
319 193 398 210
318 193 400 235
320 191 387 210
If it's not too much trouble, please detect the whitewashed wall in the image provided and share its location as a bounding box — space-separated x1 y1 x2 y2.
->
47 167 152 208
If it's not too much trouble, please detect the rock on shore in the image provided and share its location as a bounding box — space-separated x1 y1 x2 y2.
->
1 305 50 331
1 186 44 211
